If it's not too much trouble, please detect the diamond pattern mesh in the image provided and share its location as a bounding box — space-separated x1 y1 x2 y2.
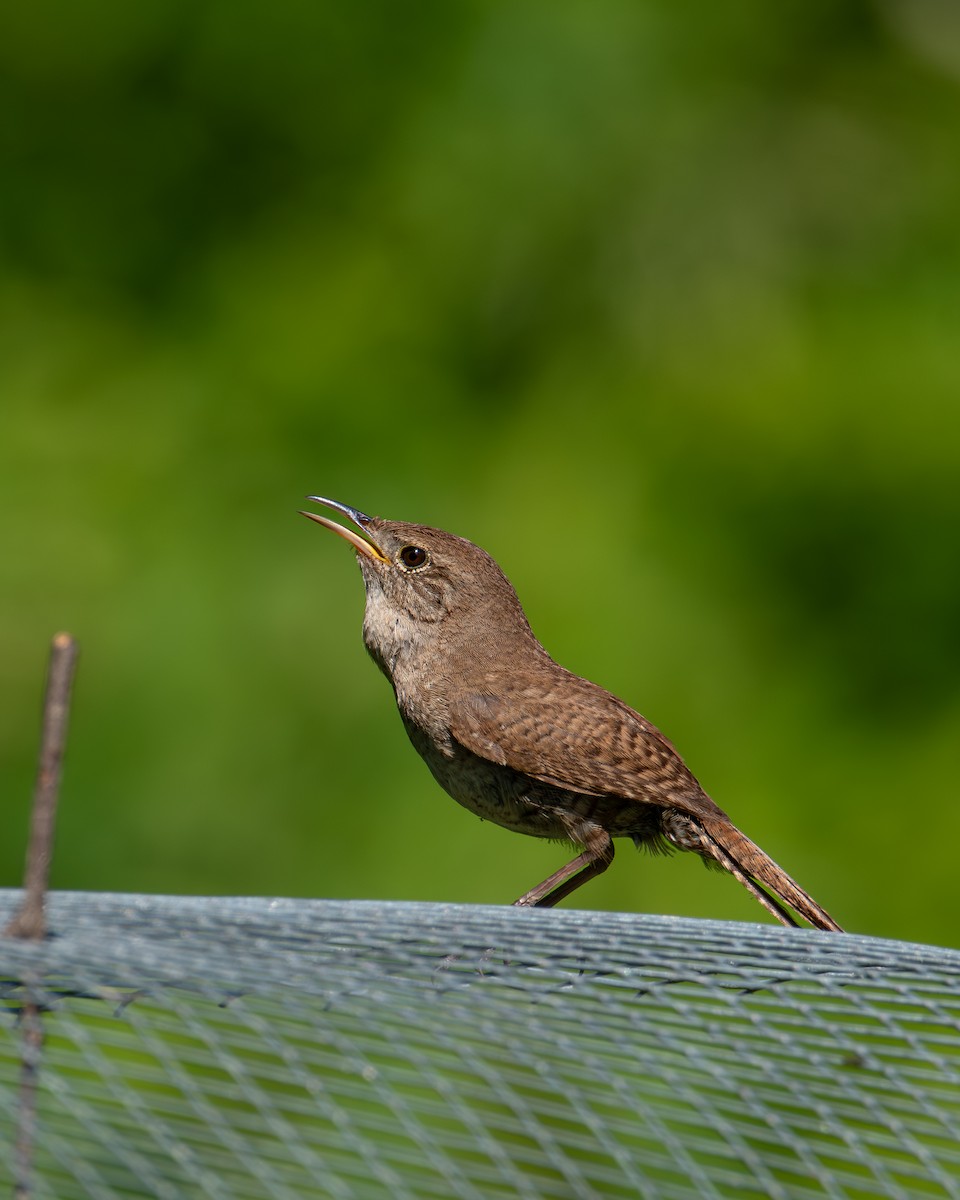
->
2 892 959 1199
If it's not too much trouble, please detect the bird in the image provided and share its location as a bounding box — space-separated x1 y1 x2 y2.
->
301 496 842 931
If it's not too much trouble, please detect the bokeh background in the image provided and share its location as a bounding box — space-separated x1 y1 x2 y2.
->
2 1 958 947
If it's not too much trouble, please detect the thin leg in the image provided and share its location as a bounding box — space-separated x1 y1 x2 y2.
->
513 836 614 908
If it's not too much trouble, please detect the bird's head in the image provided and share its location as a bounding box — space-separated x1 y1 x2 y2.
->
300 497 534 674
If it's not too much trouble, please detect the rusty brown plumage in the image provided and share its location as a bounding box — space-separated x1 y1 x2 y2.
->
302 498 842 932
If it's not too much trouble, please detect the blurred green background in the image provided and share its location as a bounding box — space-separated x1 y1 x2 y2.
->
2 0 958 947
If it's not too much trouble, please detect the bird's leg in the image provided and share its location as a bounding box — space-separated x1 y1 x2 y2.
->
513 833 614 908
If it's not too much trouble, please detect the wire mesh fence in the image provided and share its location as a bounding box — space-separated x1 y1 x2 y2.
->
1 890 959 1199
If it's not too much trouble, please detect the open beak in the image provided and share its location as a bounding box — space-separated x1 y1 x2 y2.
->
299 496 390 563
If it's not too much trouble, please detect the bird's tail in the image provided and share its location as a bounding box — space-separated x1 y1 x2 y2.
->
698 816 842 932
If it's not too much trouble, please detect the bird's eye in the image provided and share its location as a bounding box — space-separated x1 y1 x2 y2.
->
399 545 429 570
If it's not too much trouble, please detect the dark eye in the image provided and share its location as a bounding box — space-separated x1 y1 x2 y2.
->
399 545 429 569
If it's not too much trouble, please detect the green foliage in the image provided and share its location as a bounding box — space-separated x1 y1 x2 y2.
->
2 1 958 944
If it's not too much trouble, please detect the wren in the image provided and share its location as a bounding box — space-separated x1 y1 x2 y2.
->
301 497 842 931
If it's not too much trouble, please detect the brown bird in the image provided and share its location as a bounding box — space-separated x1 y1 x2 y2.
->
301 497 842 931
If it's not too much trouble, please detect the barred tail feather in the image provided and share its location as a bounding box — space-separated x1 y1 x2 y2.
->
700 817 843 932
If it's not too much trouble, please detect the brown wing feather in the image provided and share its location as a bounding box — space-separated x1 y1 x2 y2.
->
448 667 842 931
449 666 726 820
